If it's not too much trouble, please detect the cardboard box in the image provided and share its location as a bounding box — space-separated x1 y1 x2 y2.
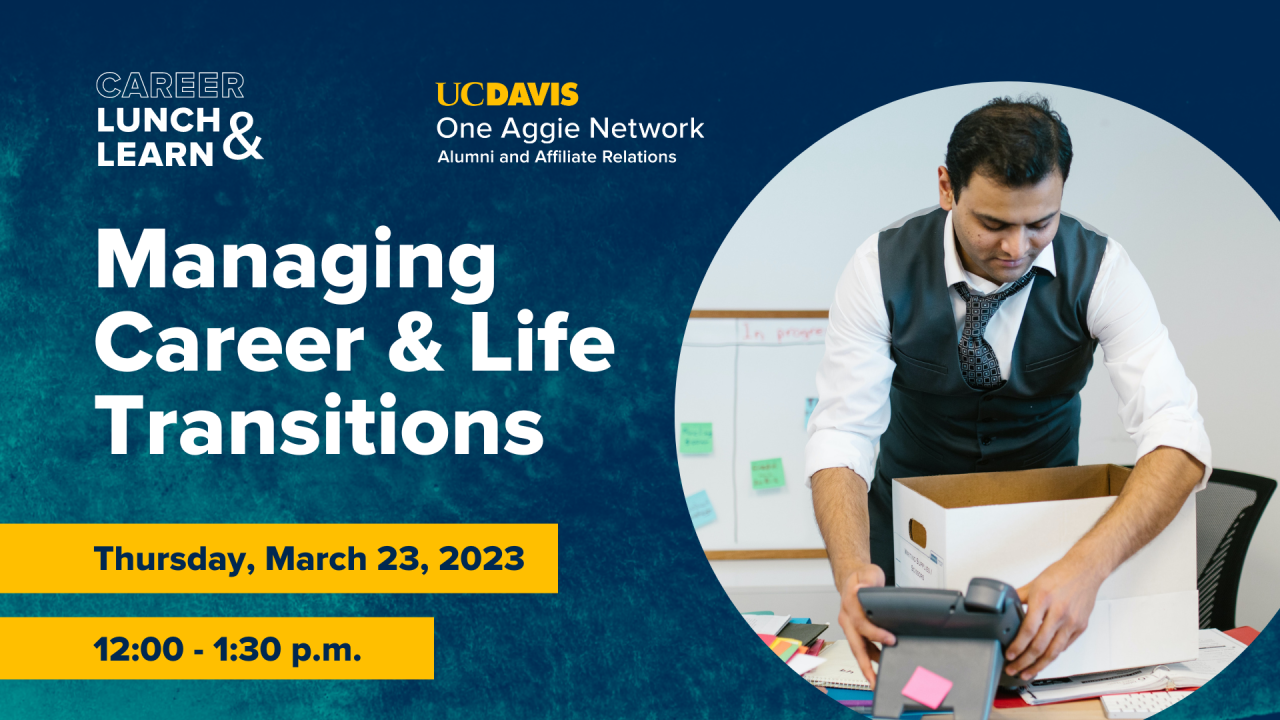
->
891 464 1198 678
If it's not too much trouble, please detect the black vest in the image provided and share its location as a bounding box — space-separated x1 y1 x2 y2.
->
868 208 1107 584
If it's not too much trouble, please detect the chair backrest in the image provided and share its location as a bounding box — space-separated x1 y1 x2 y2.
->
1196 469 1276 630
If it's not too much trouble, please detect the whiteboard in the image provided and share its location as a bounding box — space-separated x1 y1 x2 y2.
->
675 314 1133 554
675 317 828 551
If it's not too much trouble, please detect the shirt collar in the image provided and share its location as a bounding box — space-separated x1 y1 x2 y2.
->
943 209 1056 295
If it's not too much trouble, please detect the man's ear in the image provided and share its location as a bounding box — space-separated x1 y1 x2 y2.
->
938 166 956 210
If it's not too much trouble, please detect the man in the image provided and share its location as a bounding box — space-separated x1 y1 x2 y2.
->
805 96 1210 687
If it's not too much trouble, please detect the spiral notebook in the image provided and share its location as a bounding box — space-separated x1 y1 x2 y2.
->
804 640 874 690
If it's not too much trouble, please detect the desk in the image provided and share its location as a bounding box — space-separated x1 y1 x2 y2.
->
988 699 1104 719
814 629 1252 718
876 698 1106 720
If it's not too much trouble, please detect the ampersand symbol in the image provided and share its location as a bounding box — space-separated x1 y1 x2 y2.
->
390 311 443 371
222 111 264 160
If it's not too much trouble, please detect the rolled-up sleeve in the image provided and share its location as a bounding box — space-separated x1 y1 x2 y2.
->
1089 239 1213 489
805 234 896 486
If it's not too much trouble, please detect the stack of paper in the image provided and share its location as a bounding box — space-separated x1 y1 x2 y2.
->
803 640 874 690
787 653 826 676
742 613 790 636
746 613 834 676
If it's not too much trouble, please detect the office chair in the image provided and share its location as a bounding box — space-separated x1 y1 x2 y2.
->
1195 469 1275 630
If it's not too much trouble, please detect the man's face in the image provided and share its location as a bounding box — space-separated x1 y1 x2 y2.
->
939 166 1063 285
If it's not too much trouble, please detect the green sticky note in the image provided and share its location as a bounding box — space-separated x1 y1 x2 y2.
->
679 423 714 454
751 458 786 489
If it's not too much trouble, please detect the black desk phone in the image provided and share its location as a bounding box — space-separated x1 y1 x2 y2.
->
857 578 1026 720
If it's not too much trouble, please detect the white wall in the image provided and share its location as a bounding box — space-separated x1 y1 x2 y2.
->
691 82 1280 631
710 559 846 639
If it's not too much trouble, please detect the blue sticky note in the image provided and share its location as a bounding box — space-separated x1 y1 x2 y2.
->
686 490 717 529
804 397 819 429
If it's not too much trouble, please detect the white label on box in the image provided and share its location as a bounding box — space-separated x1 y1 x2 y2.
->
894 532 944 589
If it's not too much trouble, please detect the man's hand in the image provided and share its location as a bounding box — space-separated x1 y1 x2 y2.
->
1004 555 1106 680
836 563 896 689
809 466 898 688
1002 447 1202 680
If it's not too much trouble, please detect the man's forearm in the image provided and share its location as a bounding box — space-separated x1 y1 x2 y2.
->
811 466 873 590
1066 446 1204 581
999 446 1205 679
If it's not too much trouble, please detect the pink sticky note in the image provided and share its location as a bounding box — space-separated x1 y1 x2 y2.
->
901 665 953 710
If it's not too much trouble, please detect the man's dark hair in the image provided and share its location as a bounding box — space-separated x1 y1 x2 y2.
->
945 95 1072 199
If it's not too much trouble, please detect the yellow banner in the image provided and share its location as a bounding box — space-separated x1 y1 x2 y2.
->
0 524 556 593
0 617 433 679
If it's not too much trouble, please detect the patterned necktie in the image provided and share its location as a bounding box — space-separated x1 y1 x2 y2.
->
953 271 1037 390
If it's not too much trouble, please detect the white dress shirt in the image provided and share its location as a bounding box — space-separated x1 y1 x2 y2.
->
804 210 1211 489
